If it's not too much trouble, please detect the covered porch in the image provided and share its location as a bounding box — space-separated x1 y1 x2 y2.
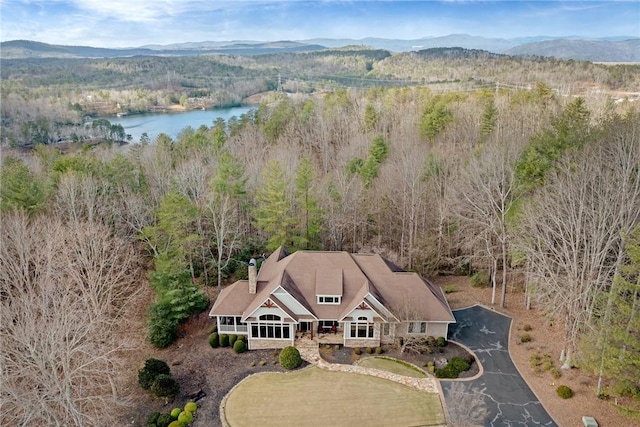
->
295 320 344 346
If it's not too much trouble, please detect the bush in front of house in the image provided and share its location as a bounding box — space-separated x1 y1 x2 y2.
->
375 346 383 354
150 374 180 399
279 346 302 370
219 334 229 347
556 385 573 399
208 332 219 348
184 401 197 413
229 334 238 347
448 357 470 372
139 358 171 390
233 339 246 353
354 347 362 355
434 357 471 379
436 336 447 347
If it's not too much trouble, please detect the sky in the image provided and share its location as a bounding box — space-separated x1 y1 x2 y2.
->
0 1 638 48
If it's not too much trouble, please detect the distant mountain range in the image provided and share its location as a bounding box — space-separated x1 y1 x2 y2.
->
2 34 638 62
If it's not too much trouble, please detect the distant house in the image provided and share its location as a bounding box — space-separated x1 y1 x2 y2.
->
209 247 455 350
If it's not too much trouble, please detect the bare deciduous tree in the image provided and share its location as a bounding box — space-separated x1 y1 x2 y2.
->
0 213 141 426
517 127 640 368
453 139 522 307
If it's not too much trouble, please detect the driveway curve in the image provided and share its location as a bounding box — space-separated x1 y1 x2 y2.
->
441 305 557 426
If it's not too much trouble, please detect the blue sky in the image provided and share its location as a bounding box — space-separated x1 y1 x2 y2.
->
0 1 638 47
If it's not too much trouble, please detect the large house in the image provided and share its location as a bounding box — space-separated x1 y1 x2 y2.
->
209 247 455 350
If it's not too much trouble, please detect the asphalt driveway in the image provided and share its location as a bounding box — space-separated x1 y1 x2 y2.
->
441 305 557 426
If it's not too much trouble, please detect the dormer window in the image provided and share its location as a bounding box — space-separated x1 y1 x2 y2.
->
318 295 341 304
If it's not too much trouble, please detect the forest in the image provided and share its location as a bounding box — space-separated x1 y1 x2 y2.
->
1 47 639 425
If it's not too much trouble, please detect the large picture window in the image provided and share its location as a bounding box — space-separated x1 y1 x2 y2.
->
250 322 291 339
349 317 374 338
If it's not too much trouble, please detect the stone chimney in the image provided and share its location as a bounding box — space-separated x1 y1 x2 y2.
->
248 258 257 294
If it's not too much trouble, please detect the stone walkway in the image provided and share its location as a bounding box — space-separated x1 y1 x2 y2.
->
297 344 439 393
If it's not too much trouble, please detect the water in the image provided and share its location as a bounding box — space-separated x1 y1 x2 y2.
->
108 106 254 143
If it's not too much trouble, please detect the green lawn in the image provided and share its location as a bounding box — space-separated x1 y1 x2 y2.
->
224 367 445 427
357 356 427 378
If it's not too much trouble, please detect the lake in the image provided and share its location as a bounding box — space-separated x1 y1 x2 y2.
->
109 106 254 142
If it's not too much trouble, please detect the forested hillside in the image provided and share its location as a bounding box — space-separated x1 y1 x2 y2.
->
2 47 639 147
1 49 640 425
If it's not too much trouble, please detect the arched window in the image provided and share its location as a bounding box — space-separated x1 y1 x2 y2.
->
259 314 281 321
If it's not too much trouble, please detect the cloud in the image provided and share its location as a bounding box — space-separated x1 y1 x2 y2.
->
69 0 205 22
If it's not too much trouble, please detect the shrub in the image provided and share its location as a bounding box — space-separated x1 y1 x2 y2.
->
325 344 331 350
209 324 218 334
556 385 573 399
436 336 446 347
249 361 256 367
233 339 246 354
435 357 470 378
449 357 470 372
229 334 238 347
426 336 436 346
258 360 266 366
178 411 193 424
470 270 490 288
334 345 340 351
167 422 183 427
208 333 219 348
219 334 229 347
443 285 456 294
139 358 171 390
147 412 161 426
156 413 174 427
170 408 181 418
184 401 197 413
150 374 180 399
551 368 562 379
279 346 302 370
375 346 383 354
435 364 459 378
520 333 532 343
237 335 246 341
366 347 374 354
523 324 532 332
148 303 179 348
354 347 362 355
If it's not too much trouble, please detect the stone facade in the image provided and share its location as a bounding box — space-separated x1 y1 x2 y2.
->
248 337 294 350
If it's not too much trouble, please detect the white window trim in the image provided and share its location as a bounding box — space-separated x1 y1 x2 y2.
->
407 321 427 334
347 317 375 339
250 322 292 340
317 295 341 305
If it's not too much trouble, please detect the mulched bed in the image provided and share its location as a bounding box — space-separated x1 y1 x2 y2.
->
318 342 480 379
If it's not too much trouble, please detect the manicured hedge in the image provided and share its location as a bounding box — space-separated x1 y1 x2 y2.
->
279 346 302 369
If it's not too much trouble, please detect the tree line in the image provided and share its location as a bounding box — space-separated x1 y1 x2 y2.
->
3 47 639 147
1 83 639 424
